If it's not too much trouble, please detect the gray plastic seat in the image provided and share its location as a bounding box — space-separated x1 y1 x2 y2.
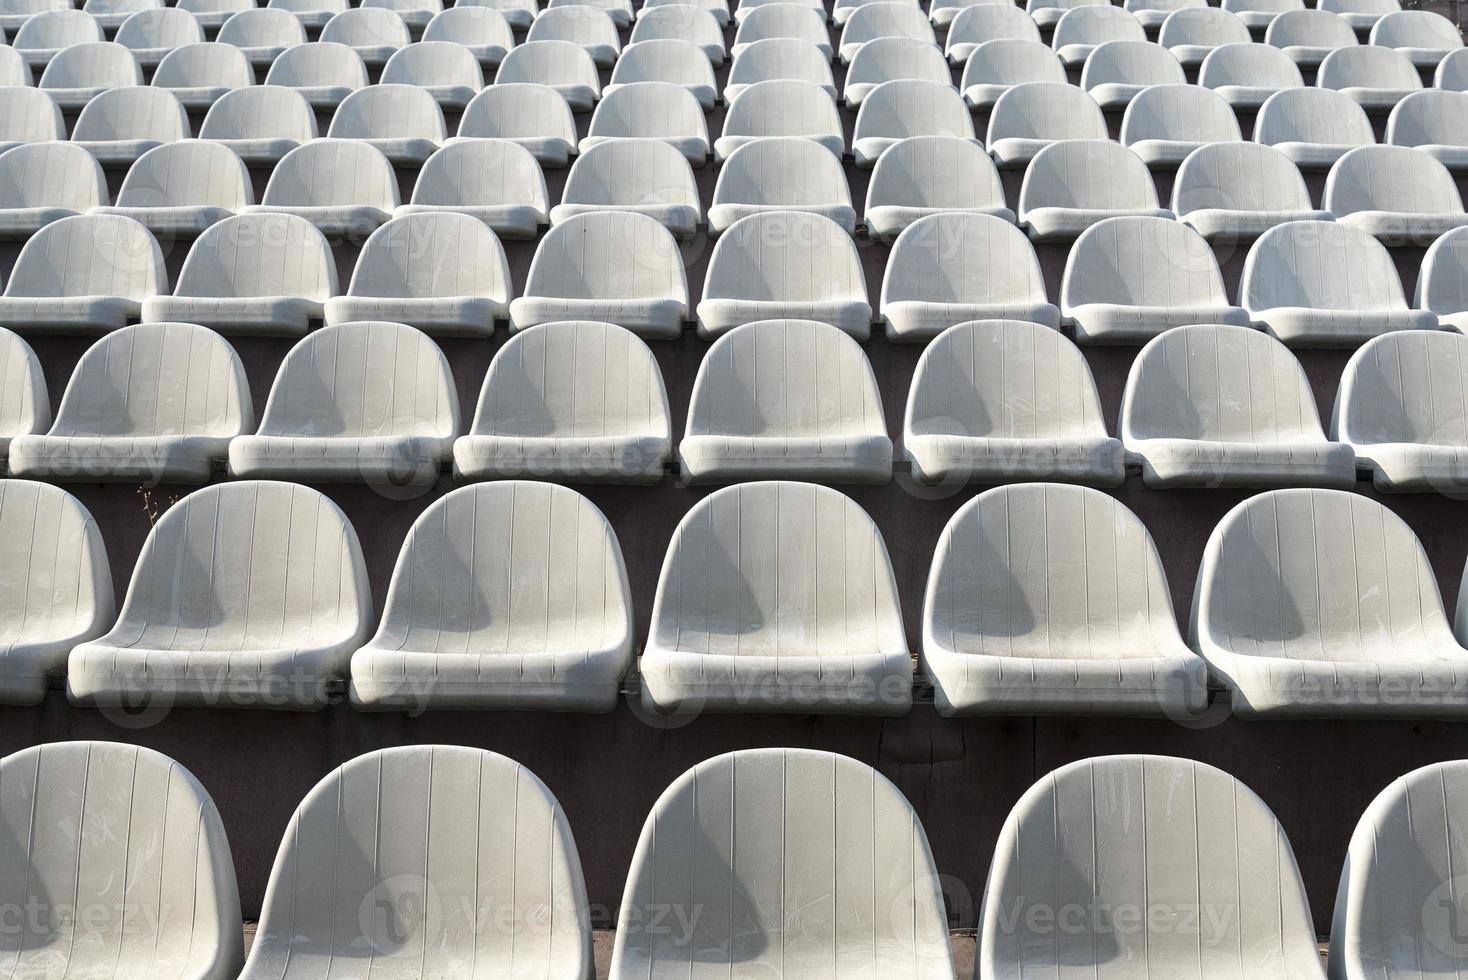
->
266 0 347 30
326 83 444 165
1266 8 1358 67
837 1 935 63
1323 0 1399 32
511 210 688 339
69 481 370 708
1241 219 1437 345
1080 38 1186 108
642 0 728 28
151 41 253 110
1028 0 1105 31
10 322 250 483
247 138 397 238
454 319 670 483
115 6 202 67
1318 45 1421 112
319 6 409 66
731 3 832 60
0 329 48 460
883 213 1056 340
1019 139 1171 242
1052 4 1146 66
946 4 1041 64
1325 144 1468 244
1437 46 1468 89
959 38 1065 109
1333 329 1468 491
1194 488 1468 717
217 8 305 66
930 0 1004 28
699 211 871 339
1121 323 1357 487
0 0 67 32
228 321 457 483
0 142 107 239
0 213 164 331
1120 83 1243 167
843 35 950 108
640 486 913 716
724 37 835 102
1126 0 1204 30
715 78 844 162
864 134 1012 241
1370 9 1462 68
198 86 316 166
1386 89 1468 174
1062 215 1247 343
1199 39 1305 109
323 212 511 334
14 9 102 66
380 40 483 109
580 81 709 165
421 6 513 67
710 137 854 235
494 39 600 110
143 212 335 334
1254 86 1376 170
39 41 140 109
69 85 188 168
527 5 620 67
681 318 891 483
92 140 251 237
552 138 701 238
0 47 33 87
835 0 919 26
1158 6 1251 67
1173 141 1330 240
361 0 441 31
84 0 160 30
986 81 1108 169
457 0 534 30
396 139 548 237
629 4 725 65
547 0 631 27
850 78 972 168
187 0 260 32
1416 224 1468 332
456 84 578 167
1222 0 1303 30
903 318 1123 485
605 38 717 109
263 40 367 109
924 486 1204 716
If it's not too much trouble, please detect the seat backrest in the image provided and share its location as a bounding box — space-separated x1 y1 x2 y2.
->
959 38 1064 88
199 85 317 142
1265 7 1358 49
1062 215 1228 307
114 139 252 209
734 2 829 45
1171 141 1315 217
1158 5 1251 47
1371 8 1462 50
883 211 1049 306
457 83 576 142
1325 144 1464 217
14 8 102 49
0 48 33 88
152 42 254 91
846 35 950 89
560 138 699 210
1333 328 1468 447
630 3 723 46
865 134 1006 209
527 4 619 46
264 39 368 90
853 78 974 140
949 3 1042 45
726 37 834 90
1020 139 1159 212
116 6 201 50
714 136 850 207
84 0 162 20
0 482 110 650
217 7 306 48
1437 46 1468 89
526 210 686 304
1053 2 1146 45
1120 82 1242 143
1387 89 1468 149
1322 0 1398 17
1199 38 1305 89
173 212 335 300
0 141 107 211
327 82 446 141
72 85 188 142
1416 226 1468 321
320 5 410 48
1222 0 1304 17
39 41 142 89
260 138 397 209
1241 219 1407 312
1028 0 1107 19
1082 38 1186 90
0 330 48 442
267 0 348 15
610 38 717 88
495 37 600 88
410 139 547 211
586 80 706 139
723 78 843 139
3 214 164 300
422 5 513 49
346 212 509 304
381 39 483 90
987 81 1108 142
840 0 935 46
1254 86 1376 146
1318 44 1421 91
704 211 866 304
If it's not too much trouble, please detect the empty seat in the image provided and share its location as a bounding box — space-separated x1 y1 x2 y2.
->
361 0 441 31
183 0 255 31
1195 489 1468 716
454 319 670 482
457 0 533 30
986 81 1108 169
882 213 1059 340
10 322 250 483
1242 219 1437 345
83 0 159 30
1173 141 1330 240
263 40 367 109
1325 144 1468 244
552 138 701 238
1222 0 1302 30
642 0 728 27
1120 82 1243 167
1318 45 1422 112
1052 4 1146 66
143 212 335 334
837 2 935 63
681 318 891 483
864 135 1013 241
511 211 688 339
835 0 917 26
323 212 511 334
1080 38 1186 108
1255 86 1375 170
606 38 717 110
326 83 445 165
960 39 1064 109
1323 0 1399 31
851 78 973 168
527 6 619 67
1387 89 1468 173
709 136 854 235
421 6 513 67
844 35 950 107
724 37 836 101
320 6 408 66
925 486 1205 715
731 4 832 60
930 0 1005 28
1122 323 1357 487
151 41 253 110
1371 9 1462 68
1019 140 1171 242
629 4 724 65
247 139 397 238
455 83 578 167
904 318 1123 485
1028 0 1105 30
1266 8 1358 67
14 9 102 67
494 39 600 110
1199 39 1305 109
0 142 106 239
946 4 1041 63
1063 215 1247 343
716 78 844 162
547 0 630 27
1417 224 1468 331
115 6 202 67
69 86 188 168
229 321 456 483
198 86 316 166
0 47 33 87
1158 6 1251 67
266 0 347 30
92 140 250 237
397 139 548 238
377 41 481 110
39 41 141 110
641 486 913 716
0 331 49 460
580 81 710 165
217 8 305 66
699 211 871 339
1438 45 1468 89
0 0 67 32
0 214 164 331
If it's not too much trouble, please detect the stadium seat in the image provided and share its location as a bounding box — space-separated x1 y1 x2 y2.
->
326 83 445 165
527 5 619 67
1080 39 1186 108
0 0 67 32
709 136 854 235
680 318 891 483
353 484 634 711
1194 488 1468 716
217 7 304 66
183 0 254 31
68 86 188 168
143 212 335 334
248 139 397 238
1199 39 1304 109
320 6 409 66
421 6 513 67
1172 141 1330 240
715 78 844 162
1323 0 1400 32
455 84 579 167
198 86 316 166
0 142 107 239
642 0 727 28
1127 0 1204 31
928 0 998 27
396 139 548 238
1241 219 1438 345
547 0 631 28
1318 45 1422 112
1018 140 1171 242
946 4 1041 64
731 3 832 60
1121 323 1357 488
9 322 250 483
228 320 457 483
837 1 935 64
380 40 483 109
1062 215 1247 343
323 212 511 334
629 4 724 65
511 210 688 339
580 81 710 165
1438 46 1468 88
1052 4 1146 66
699 211 871 339
640 485 913 716
1325 145 1468 244
0 486 85 689
69 481 370 708
1333 329 1468 491
551 138 701 238
903 318 1123 485
723 37 836 102
924 485 1205 716
850 78 972 168
92 140 251 237
737 0 828 29
1120 83 1242 167
1386 89 1468 173
453 319 671 482
0 330 47 460
263 40 367 109
959 38 1065 108
843 35 950 107
986 82 1108 169
835 0 918 26
456 0 532 31
115 6 202 67
38 40 140 109
883 214 1056 340
0 214 164 331
84 0 159 31
494 38 600 110
361 0 441 32
1028 0 1105 31
266 0 346 31
0 47 32 87
605 38 717 110
1266 8 1359 67
1371 9 1462 68
151 41 252 110
1254 86 1376 170
1416 225 1468 331
1222 0 1302 30
864 136 1012 242
14 9 103 67
1158 6 1251 67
